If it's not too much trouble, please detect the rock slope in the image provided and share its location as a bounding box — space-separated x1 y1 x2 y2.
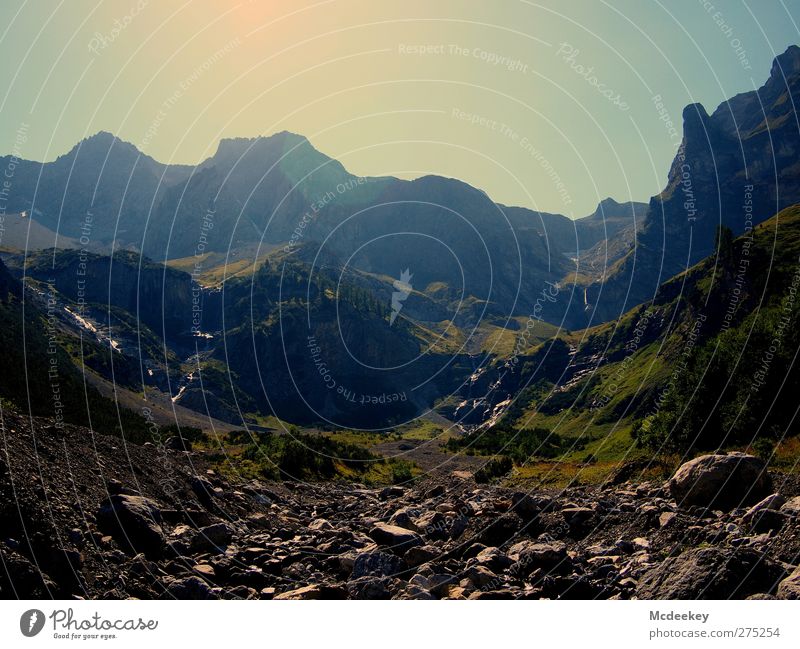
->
1 411 799 600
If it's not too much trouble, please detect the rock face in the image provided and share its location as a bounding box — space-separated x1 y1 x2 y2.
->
668 453 771 509
96 495 165 558
584 45 800 326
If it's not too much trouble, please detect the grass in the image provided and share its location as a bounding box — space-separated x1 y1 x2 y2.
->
165 249 275 287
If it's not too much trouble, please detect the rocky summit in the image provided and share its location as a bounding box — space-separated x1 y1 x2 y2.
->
2 410 799 600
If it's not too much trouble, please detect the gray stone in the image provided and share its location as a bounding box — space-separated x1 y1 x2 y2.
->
668 453 771 509
351 551 406 579
96 495 164 558
780 496 800 516
777 567 800 600
636 547 782 599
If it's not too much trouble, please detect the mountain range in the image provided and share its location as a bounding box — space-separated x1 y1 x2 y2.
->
0 45 799 438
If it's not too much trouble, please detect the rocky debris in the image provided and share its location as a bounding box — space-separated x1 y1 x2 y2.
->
2 411 800 600
347 576 392 599
669 453 772 510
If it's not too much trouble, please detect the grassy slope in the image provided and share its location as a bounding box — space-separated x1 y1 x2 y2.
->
481 205 800 485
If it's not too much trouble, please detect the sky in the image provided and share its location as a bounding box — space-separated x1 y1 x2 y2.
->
0 0 798 218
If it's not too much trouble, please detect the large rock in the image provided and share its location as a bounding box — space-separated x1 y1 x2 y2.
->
668 453 771 509
368 523 423 553
636 547 783 599
776 567 800 599
191 522 234 552
165 576 217 600
351 551 407 579
96 495 165 558
478 513 523 545
512 542 568 576
780 496 800 516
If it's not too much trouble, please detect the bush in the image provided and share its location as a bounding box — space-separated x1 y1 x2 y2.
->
447 425 573 463
474 456 513 483
389 459 414 484
242 431 376 480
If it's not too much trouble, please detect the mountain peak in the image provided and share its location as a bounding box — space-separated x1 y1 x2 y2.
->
771 44 800 79
585 197 646 221
59 131 142 162
596 197 621 211
209 131 317 168
214 131 308 154
85 130 117 144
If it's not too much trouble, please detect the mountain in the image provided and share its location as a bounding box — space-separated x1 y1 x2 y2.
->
3 128 648 328
3 47 799 334
460 203 800 471
15 245 478 428
0 257 154 439
581 45 800 326
0 131 192 248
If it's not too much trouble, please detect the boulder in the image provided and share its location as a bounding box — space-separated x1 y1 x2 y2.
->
96 495 164 558
191 522 234 552
417 511 448 540
636 547 783 599
668 453 772 509
387 508 420 532
475 546 513 571
464 565 498 589
561 507 595 528
347 576 392 600
368 522 423 553
513 542 568 576
379 486 405 501
405 545 440 567
780 496 800 516
658 512 678 528
351 551 406 579
478 513 522 545
776 567 800 600
165 576 217 600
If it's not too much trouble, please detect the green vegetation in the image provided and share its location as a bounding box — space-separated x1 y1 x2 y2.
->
635 301 800 452
217 427 419 484
447 425 576 463
474 456 513 483
0 265 154 443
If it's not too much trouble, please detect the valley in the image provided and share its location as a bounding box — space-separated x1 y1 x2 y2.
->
1 43 800 602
